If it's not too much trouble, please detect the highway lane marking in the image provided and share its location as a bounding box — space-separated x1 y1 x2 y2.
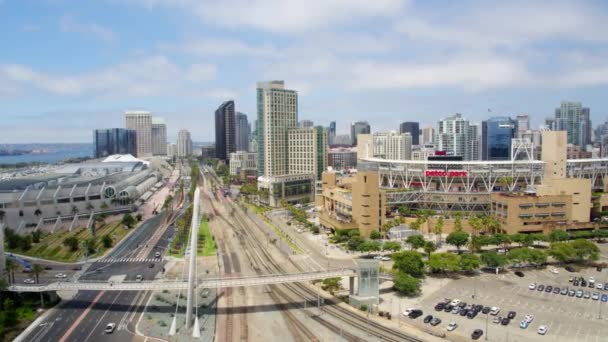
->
82 291 123 342
58 290 105 342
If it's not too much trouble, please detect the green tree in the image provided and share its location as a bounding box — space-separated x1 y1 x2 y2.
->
32 263 44 284
453 216 462 232
548 230 570 242
84 238 97 255
480 251 508 269
468 235 490 253
510 233 533 247
434 217 444 244
482 215 501 234
507 248 529 265
392 251 425 277
527 249 548 266
18 234 32 251
490 233 511 251
409 218 422 231
370 230 381 240
393 272 421 295
347 236 365 251
136 213 143 221
548 242 576 264
468 215 483 236
321 278 341 294
3 298 16 326
383 241 402 253
32 230 42 243
570 239 600 261
101 234 113 248
121 213 136 228
459 253 481 272
63 236 79 252
358 240 382 254
406 235 426 250
423 241 436 258
427 252 461 273
446 231 470 253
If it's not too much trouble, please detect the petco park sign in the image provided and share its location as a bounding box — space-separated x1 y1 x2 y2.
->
425 170 468 177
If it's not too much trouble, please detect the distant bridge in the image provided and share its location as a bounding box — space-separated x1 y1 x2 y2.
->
8 268 357 293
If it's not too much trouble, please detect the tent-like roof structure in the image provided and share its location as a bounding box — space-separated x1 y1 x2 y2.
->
102 154 150 166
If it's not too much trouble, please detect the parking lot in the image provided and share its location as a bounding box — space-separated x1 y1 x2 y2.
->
406 266 608 342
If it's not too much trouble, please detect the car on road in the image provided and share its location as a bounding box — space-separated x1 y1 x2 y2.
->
537 285 545 291
54 273 67 279
430 317 442 326
550 268 559 274
409 310 423 319
136 275 143 282
592 292 600 300
565 266 576 272
105 323 116 334
490 307 500 316
529 283 537 290
73 266 82 271
155 252 161 258
520 320 530 329
373 255 383 260
515 271 525 277
381 256 391 261
44 266 53 270
471 329 483 340
507 311 516 319
423 315 433 324
23 278 35 284
501 318 510 325
447 322 458 331
538 325 549 335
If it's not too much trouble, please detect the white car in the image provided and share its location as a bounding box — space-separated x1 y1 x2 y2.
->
403 308 416 316
524 314 535 323
381 256 391 261
597 283 604 289
136 275 143 282
105 323 116 334
528 283 536 290
550 268 559 274
537 325 548 335
23 278 35 284
154 251 161 258
450 299 461 306
490 307 500 315
373 255 383 260
54 273 67 279
589 276 595 282
446 322 458 331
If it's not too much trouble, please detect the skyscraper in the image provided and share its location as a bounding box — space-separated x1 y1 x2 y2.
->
399 122 420 145
481 117 517 160
372 131 412 160
287 126 327 180
436 113 478 160
516 114 530 137
214 100 236 161
93 128 136 158
235 112 250 152
177 129 192 157
125 110 153 157
328 121 336 145
350 121 371 146
256 81 298 177
151 117 167 155
421 126 435 145
554 101 592 147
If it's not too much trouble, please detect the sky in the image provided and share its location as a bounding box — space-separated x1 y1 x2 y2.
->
1 0 608 143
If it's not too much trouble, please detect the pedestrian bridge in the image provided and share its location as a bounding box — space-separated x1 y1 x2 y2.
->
8 268 357 293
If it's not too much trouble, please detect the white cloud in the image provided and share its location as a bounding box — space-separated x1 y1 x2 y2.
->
0 56 218 97
60 14 117 43
130 0 409 33
166 38 280 57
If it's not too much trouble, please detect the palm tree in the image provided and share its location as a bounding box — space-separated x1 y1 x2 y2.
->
32 264 44 284
5 259 18 284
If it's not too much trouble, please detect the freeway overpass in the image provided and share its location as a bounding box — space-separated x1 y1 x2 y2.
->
8 268 357 292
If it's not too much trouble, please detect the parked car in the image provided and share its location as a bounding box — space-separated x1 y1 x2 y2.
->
450 299 461 306
443 304 454 312
482 306 491 314
458 302 467 308
403 308 417 316
471 329 484 340
560 288 569 295
553 287 560 294
435 303 445 311
515 271 525 277
430 317 442 326
597 283 604 289
602 294 608 302
136 274 143 282
524 314 535 323
576 290 584 297
604 284 608 291
569 289 576 296
529 283 537 290
467 311 478 319
507 311 516 319
424 315 433 323
550 268 559 274
489 307 500 316
538 325 549 335
592 292 600 300
537 285 545 291
501 318 510 325
545 285 553 292
565 266 576 272
459 308 469 316
492 316 502 324
520 320 530 329
447 322 458 331
44 266 53 270
451 307 460 314
409 310 423 319
23 278 35 284
584 291 591 299
105 323 116 334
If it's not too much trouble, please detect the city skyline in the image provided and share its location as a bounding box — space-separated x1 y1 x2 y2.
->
2 1 608 143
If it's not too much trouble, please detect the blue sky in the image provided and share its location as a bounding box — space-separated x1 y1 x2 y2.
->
1 0 608 143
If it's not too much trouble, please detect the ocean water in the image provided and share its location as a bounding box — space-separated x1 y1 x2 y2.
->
0 143 92 165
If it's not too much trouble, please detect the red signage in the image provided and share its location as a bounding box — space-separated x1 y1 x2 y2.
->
425 170 468 177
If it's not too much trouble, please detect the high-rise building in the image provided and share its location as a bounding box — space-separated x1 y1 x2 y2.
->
151 117 167 156
287 126 327 180
421 126 435 145
399 122 420 145
93 128 136 158
177 129 192 157
350 121 371 146
125 110 153 157
256 81 298 177
166 143 177 157
469 123 481 161
481 117 517 160
327 147 357 171
235 112 250 152
372 131 412 160
516 114 530 137
298 120 314 128
436 113 478 160
328 121 336 145
215 100 236 161
554 101 592 147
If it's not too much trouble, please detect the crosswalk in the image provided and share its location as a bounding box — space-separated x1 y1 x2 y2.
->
97 258 162 263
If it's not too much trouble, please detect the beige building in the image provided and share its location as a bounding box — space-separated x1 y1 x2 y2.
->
125 110 153 157
287 127 327 180
229 151 256 179
151 117 167 156
319 171 385 237
177 129 192 157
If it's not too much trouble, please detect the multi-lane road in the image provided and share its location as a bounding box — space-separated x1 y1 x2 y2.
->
19 212 177 342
